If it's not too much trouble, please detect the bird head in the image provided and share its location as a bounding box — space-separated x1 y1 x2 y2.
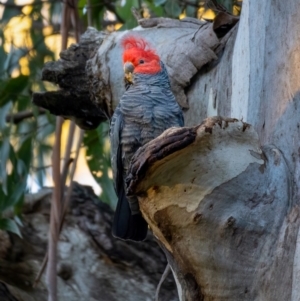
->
122 36 161 83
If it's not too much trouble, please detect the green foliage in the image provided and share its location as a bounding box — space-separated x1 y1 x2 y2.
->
0 218 22 237
220 0 233 12
84 122 117 207
116 0 139 30
0 136 31 236
0 76 29 106
0 0 56 234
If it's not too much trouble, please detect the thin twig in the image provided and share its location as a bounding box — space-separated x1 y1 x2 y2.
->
38 2 84 295
155 264 171 301
47 116 63 301
62 129 84 213
34 129 83 288
131 7 142 21
33 252 48 288
87 0 92 27
31 158 74 172
61 121 76 195
46 0 71 299
5 108 47 124
31 164 52 171
61 0 84 222
61 1 71 50
70 0 81 42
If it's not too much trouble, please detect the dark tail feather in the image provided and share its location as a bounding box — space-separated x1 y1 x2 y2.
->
112 188 148 241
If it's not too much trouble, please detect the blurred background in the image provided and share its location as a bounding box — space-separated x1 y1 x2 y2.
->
0 0 241 234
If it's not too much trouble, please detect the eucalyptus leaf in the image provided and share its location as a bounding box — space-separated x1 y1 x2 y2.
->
0 188 8 212
14 215 23 227
0 141 27 212
3 47 26 75
0 101 12 130
17 136 32 172
145 1 164 17
0 76 29 107
1 0 21 22
154 0 167 6
164 0 182 18
116 0 139 20
0 218 22 237
6 170 26 208
0 138 11 195
186 3 198 18
116 0 139 29
219 0 233 13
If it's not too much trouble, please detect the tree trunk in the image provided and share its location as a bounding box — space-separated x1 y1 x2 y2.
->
32 0 300 300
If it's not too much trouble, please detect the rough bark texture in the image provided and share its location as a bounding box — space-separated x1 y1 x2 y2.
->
30 0 300 300
33 29 107 130
32 16 230 121
0 183 178 301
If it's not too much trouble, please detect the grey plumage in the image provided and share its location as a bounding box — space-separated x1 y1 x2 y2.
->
110 62 184 241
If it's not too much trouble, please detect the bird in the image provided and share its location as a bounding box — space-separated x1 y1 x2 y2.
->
110 36 184 241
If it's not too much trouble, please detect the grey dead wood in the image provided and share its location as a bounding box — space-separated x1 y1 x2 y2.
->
32 17 223 120
30 0 300 300
0 183 178 301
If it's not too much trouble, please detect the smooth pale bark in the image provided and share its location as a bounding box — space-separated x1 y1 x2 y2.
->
32 1 300 300
127 117 293 301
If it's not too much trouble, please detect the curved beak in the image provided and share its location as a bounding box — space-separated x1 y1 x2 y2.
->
123 62 134 83
124 62 134 74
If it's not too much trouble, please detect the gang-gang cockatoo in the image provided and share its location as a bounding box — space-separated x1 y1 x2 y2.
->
110 36 184 241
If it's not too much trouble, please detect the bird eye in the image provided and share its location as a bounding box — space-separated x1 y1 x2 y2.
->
139 59 144 64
